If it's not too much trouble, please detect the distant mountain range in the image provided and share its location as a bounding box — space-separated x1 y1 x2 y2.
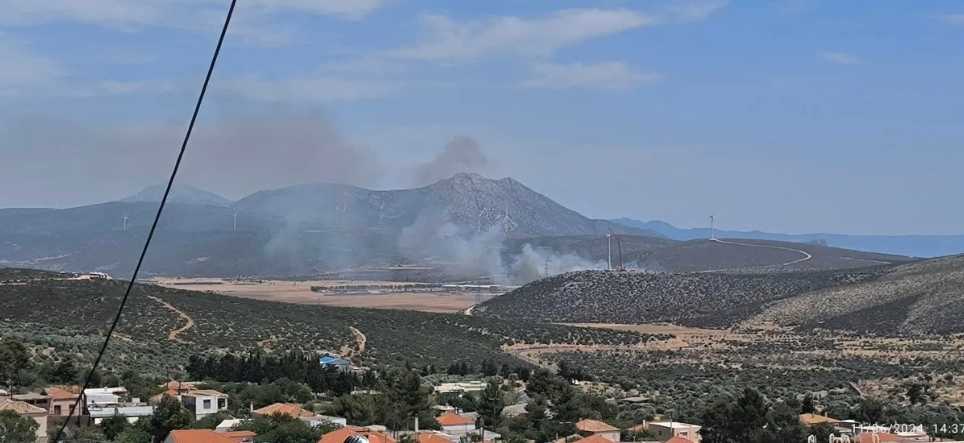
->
0 174 642 278
611 217 964 258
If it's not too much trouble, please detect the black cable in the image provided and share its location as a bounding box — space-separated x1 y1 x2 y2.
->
54 0 237 440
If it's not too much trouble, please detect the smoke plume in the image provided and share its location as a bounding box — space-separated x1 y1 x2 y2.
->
412 136 489 186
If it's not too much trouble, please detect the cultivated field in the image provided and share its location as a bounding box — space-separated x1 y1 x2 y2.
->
151 277 501 313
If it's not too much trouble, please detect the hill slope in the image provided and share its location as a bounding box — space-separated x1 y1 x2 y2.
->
476 268 884 327
748 254 964 335
0 268 653 375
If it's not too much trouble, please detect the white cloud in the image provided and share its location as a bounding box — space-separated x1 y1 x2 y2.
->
819 51 862 65
391 9 653 62
523 61 661 90
244 0 385 20
662 0 729 23
939 13 964 25
0 0 384 30
0 38 61 97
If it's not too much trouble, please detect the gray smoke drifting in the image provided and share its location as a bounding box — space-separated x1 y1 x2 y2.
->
509 243 607 283
412 136 489 186
398 209 606 284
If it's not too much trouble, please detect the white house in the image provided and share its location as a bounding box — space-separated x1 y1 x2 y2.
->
647 421 702 442
180 389 229 419
437 411 477 436
85 387 153 424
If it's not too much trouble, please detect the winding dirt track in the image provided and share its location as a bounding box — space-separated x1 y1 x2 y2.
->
147 295 194 343
712 238 813 266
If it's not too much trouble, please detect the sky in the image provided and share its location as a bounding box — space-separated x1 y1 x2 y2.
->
1 0 963 235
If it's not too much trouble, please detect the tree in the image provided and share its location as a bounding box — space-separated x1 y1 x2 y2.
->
0 410 39 442
50 358 79 384
149 395 191 442
237 414 330 443
114 423 152 443
101 415 129 440
800 393 816 414
760 400 807 443
0 339 31 388
477 379 505 428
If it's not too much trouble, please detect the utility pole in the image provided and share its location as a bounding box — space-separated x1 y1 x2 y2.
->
606 233 613 270
710 215 716 240
122 215 128 232
233 211 238 232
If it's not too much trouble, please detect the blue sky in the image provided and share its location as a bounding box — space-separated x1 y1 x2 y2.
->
1 0 963 235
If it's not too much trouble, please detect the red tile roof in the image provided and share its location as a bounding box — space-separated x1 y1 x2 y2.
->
576 435 617 443
576 419 619 433
415 432 453 443
436 411 475 427
0 398 46 415
319 427 396 443
45 387 81 400
167 430 238 443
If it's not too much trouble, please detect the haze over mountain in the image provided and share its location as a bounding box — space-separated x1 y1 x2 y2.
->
0 174 643 279
121 184 233 207
612 217 964 258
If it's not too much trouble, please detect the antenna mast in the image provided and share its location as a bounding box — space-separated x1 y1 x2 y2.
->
233 211 238 232
606 232 613 270
122 215 128 232
710 215 716 240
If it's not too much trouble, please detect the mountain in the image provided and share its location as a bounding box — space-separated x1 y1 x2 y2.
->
122 184 233 207
235 173 645 238
0 174 646 278
611 217 964 258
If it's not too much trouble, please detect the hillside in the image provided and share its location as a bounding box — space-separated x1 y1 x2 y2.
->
476 268 884 327
613 217 964 258
748 254 964 335
0 268 655 375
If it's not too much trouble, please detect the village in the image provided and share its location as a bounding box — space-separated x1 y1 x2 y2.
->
2 350 959 443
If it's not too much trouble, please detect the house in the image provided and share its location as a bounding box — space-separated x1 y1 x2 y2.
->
216 418 246 432
575 435 619 443
575 419 621 442
45 386 83 417
11 392 50 412
164 429 256 443
85 387 153 424
414 431 455 443
434 381 487 395
0 397 48 442
646 421 702 442
318 426 397 443
436 411 477 436
319 353 351 372
252 402 315 418
180 389 229 419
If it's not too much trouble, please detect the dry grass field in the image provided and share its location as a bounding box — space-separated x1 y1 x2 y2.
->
151 277 500 313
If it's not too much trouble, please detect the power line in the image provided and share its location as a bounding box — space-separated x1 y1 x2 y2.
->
54 0 237 440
